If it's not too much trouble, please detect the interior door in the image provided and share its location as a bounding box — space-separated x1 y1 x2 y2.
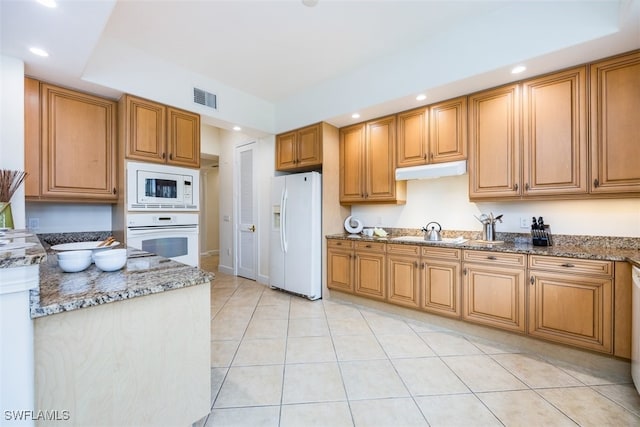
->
236 143 257 280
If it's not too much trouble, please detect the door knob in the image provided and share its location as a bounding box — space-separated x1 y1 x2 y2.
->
249 224 256 232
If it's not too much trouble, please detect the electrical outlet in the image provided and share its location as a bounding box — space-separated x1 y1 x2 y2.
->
520 217 530 229
28 217 39 231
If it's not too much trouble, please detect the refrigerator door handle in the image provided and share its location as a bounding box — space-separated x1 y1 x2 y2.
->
281 188 288 253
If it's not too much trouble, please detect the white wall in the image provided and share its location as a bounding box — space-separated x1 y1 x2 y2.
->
351 174 640 237
0 55 26 229
201 168 220 253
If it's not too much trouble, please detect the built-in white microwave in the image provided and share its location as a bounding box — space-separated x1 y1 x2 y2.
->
127 161 200 211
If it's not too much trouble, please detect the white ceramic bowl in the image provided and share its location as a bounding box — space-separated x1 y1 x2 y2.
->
93 248 127 272
57 250 92 273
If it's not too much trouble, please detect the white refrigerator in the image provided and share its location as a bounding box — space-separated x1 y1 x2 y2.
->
269 172 322 300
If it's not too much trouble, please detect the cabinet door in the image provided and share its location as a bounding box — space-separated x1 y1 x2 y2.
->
275 131 297 170
468 84 520 199
366 115 398 201
296 123 322 168
429 96 467 164
422 259 461 318
528 271 612 353
327 248 353 292
167 107 200 168
397 107 428 168
24 77 41 197
354 251 386 300
590 51 640 194
522 67 588 196
387 253 420 308
463 263 526 333
339 123 366 203
40 84 117 200
124 95 166 164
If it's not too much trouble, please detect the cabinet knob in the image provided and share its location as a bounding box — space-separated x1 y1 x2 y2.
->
514 183 519 191
561 263 575 268
530 275 535 285
336 242 342 246
414 261 418 268
463 268 467 275
593 178 600 188
421 262 425 269
365 244 372 248
112 188 116 195
429 152 434 160
162 153 166 159
487 255 497 260
170 153 173 160
525 183 530 191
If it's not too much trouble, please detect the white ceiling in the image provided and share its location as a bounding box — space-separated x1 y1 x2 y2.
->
2 0 639 134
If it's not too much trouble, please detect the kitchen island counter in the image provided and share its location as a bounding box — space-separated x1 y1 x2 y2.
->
32 246 213 318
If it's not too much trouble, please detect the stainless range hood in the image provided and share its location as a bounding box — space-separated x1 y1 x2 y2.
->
395 160 467 181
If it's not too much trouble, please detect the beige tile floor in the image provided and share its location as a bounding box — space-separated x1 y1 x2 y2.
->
195 255 640 426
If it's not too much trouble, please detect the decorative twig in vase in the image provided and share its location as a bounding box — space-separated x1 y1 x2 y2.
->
0 169 27 229
0 169 27 202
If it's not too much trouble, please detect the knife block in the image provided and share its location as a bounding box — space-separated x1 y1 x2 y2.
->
531 225 553 246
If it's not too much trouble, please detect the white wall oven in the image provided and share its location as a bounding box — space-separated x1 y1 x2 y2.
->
127 161 199 211
126 213 199 267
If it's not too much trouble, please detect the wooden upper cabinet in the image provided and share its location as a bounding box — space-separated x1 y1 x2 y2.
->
429 96 467 163
275 123 322 171
397 107 428 167
396 96 467 168
522 67 588 196
366 116 399 202
590 51 640 194
36 82 117 201
121 94 200 168
339 123 366 203
167 107 201 168
24 77 41 198
468 84 521 200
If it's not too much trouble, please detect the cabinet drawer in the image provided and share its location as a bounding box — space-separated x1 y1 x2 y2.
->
529 255 613 277
421 246 461 261
327 239 353 249
354 241 386 253
463 250 526 267
387 244 420 256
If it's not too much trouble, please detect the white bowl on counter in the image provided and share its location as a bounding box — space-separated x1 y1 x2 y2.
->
57 250 93 273
93 248 127 272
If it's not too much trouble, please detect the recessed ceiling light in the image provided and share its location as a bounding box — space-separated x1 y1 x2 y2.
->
36 0 57 8
511 65 526 74
352 113 360 119
302 0 319 6
416 94 427 101
29 47 49 57
232 126 242 131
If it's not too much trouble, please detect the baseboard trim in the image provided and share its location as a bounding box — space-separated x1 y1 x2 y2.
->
218 265 234 275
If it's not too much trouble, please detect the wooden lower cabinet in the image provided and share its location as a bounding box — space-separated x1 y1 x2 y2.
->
327 240 354 292
387 244 421 308
327 240 386 300
462 251 527 333
326 239 626 357
354 242 386 300
386 244 461 315
528 255 613 353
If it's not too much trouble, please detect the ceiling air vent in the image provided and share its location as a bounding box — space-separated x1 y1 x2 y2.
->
193 87 217 110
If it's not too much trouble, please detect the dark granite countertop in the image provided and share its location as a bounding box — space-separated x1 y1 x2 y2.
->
326 232 640 267
31 246 214 319
0 230 47 268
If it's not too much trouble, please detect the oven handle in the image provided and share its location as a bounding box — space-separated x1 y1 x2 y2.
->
128 225 198 234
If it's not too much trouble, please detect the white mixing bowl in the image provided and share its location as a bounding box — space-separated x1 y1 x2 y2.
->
57 250 92 273
93 248 127 272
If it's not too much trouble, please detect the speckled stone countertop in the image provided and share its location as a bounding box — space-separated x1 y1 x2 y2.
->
29 231 214 319
0 229 47 268
326 229 640 267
